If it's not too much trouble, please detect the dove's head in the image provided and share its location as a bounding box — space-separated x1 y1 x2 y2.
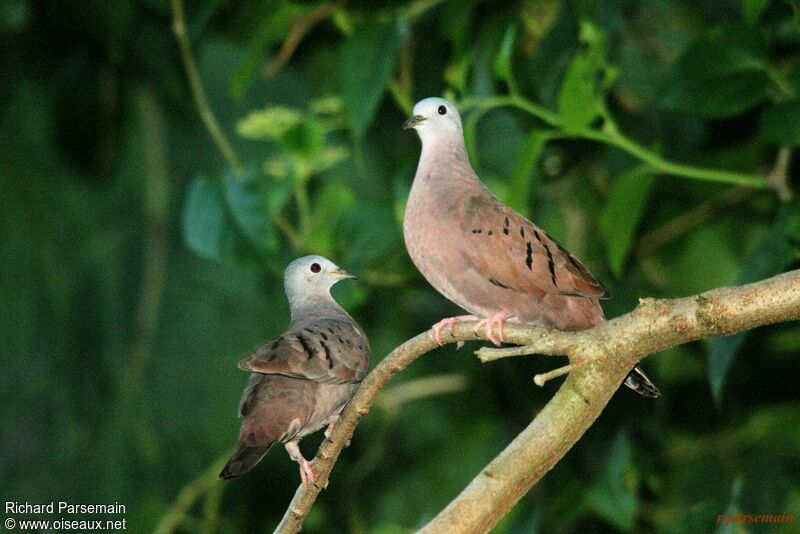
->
403 97 463 145
284 255 358 304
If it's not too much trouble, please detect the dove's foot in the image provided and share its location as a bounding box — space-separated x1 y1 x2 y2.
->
298 458 317 488
285 441 318 488
431 315 478 345
474 311 513 346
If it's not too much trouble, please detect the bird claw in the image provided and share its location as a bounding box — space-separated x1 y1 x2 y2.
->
474 312 512 346
324 417 337 441
432 318 457 345
431 315 478 345
298 458 318 488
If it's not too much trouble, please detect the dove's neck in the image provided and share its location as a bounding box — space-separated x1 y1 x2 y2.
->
288 293 351 323
415 134 482 190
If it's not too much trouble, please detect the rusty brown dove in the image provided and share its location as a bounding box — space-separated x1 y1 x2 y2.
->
403 97 658 397
219 255 371 484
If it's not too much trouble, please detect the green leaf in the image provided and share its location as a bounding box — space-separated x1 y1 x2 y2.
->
714 477 744 534
339 20 405 141
338 202 402 269
223 168 276 252
760 99 800 145
558 52 601 133
708 200 800 403
493 23 517 84
600 167 655 277
280 118 326 159
661 27 771 118
182 175 242 261
305 181 358 256
586 431 638 531
236 106 303 141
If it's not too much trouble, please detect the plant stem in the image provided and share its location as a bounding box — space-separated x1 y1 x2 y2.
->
570 129 766 188
171 0 243 176
293 179 312 239
459 95 766 188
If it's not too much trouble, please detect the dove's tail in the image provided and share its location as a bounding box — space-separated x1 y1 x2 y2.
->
623 366 661 398
219 442 273 480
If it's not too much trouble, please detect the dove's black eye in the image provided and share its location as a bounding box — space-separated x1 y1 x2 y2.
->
438 105 447 115
310 263 321 273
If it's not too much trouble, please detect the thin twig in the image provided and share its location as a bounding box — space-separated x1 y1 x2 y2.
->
634 187 754 258
264 2 343 79
272 213 303 250
766 145 794 201
171 0 243 176
378 374 468 414
459 95 767 188
103 87 170 421
476 344 556 362
154 454 229 534
533 364 573 387
293 180 313 239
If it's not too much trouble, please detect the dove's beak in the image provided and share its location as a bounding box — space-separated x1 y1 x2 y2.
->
403 115 426 129
332 268 359 281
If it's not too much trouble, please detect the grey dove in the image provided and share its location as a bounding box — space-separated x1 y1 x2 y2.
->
219 255 371 484
403 97 659 397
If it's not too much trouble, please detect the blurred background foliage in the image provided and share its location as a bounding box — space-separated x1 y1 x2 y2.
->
2 0 800 532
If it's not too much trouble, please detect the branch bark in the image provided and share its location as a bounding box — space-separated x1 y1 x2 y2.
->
274 269 800 534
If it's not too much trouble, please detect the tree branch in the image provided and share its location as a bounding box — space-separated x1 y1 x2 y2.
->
274 270 800 533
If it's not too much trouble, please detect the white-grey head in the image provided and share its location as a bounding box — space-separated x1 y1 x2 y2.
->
403 97 463 146
284 255 357 312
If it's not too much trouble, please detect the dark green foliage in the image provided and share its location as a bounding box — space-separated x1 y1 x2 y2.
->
2 1 799 533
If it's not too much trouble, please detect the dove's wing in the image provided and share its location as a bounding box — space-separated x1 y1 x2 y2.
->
457 191 608 300
237 319 370 385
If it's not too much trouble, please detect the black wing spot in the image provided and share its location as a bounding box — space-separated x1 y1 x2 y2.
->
520 227 525 238
320 331 328 341
502 228 509 235
525 241 533 270
270 337 282 351
338 337 344 344
296 334 314 360
488 230 493 236
320 340 333 369
557 242 587 271
543 243 557 286
533 229 542 242
567 253 582 270
472 229 482 234
489 278 510 289
504 216 509 227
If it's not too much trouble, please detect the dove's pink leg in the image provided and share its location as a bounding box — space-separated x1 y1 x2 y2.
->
285 441 317 488
432 315 478 345
474 311 513 346
324 416 338 441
